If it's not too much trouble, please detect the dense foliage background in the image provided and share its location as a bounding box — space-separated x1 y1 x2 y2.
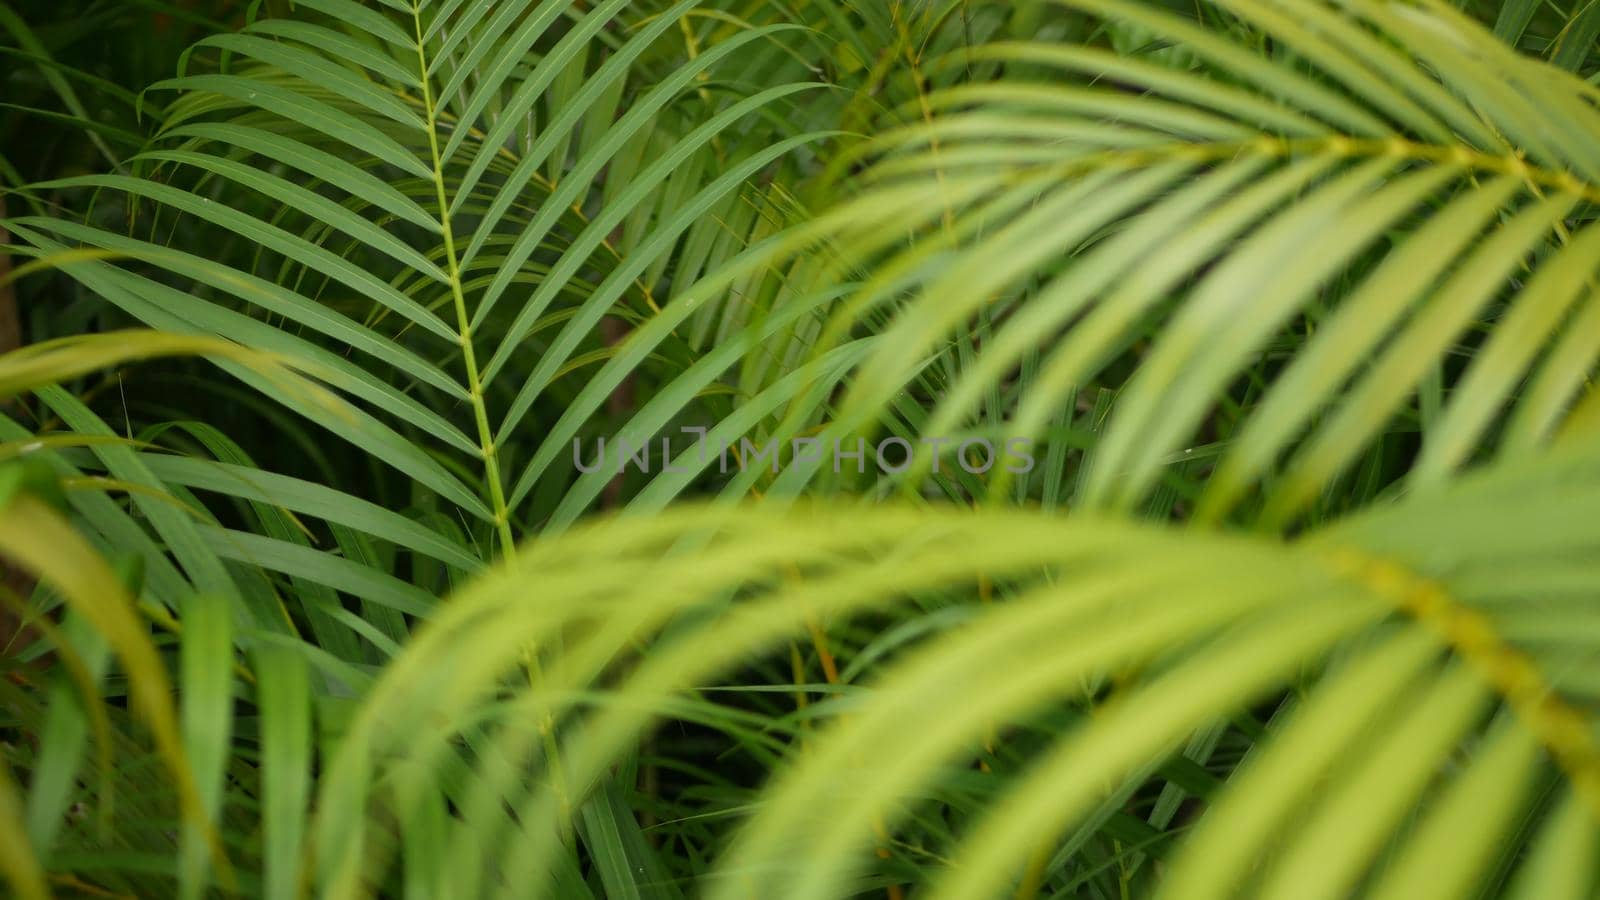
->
3 0 1600 896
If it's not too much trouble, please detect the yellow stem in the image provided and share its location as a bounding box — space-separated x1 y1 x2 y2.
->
1323 547 1600 819
410 4 516 561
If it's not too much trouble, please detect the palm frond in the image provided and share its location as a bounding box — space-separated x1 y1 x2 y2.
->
3 0 1599 897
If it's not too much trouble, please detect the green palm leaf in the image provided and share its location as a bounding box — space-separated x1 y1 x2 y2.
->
3 0 1599 897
